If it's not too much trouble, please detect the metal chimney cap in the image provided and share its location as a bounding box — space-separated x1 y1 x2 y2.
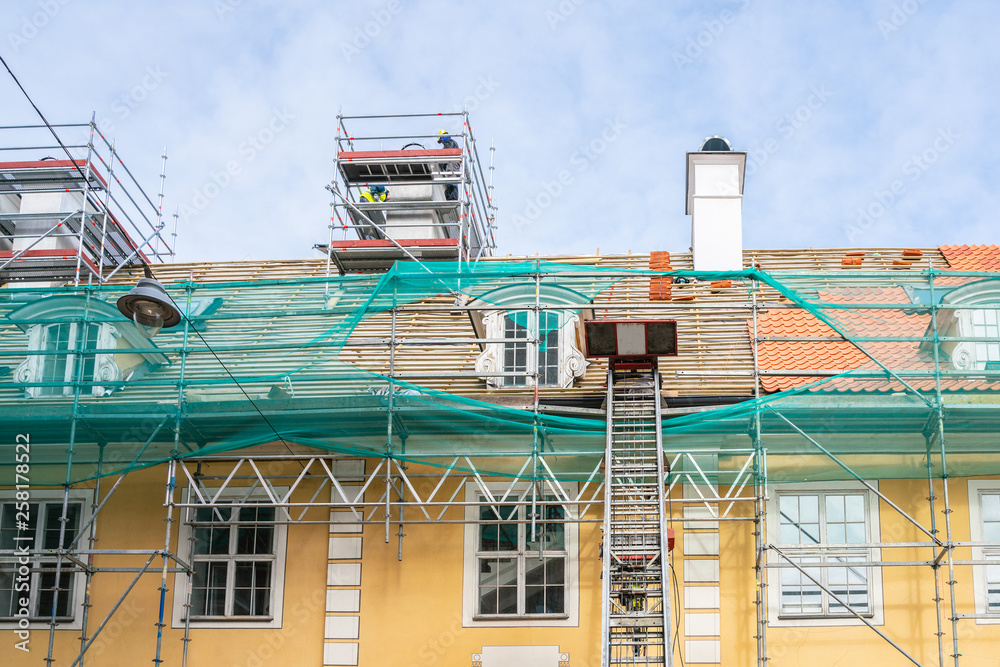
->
698 136 733 152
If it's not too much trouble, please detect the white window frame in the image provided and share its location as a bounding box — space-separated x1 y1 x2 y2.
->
0 489 94 631
15 322 120 398
475 311 588 389
462 482 579 627
171 488 287 629
500 309 563 387
766 481 884 627
968 480 1000 624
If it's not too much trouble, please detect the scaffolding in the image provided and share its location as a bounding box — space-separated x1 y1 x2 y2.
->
0 117 174 287
316 111 497 275
1 257 1000 665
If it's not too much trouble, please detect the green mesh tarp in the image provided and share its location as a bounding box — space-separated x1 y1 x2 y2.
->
1 261 998 486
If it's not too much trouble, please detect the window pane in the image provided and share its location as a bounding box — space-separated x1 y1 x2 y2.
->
525 558 544 586
43 503 80 550
478 557 517 615
828 555 869 615
845 522 866 543
497 585 518 614
479 505 517 551
844 495 865 522
35 569 75 618
779 496 819 545
233 561 271 616
779 495 798 523
800 496 819 523
1 503 38 550
0 566 16 618
81 323 99 383
191 561 227 616
987 556 1000 613
827 495 845 522
779 557 822 615
478 585 498 615
983 494 1000 542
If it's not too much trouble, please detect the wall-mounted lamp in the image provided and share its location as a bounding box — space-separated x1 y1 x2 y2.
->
116 277 182 339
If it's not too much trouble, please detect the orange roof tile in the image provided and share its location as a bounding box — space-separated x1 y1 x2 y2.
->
940 244 1000 272
755 286 934 393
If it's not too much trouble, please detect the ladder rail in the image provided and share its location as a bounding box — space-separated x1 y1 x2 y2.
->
602 364 672 666
600 366 614 667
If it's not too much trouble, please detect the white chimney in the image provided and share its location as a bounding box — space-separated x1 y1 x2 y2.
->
685 136 746 272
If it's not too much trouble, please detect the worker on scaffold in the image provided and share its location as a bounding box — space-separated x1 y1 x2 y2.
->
437 129 460 201
359 185 388 203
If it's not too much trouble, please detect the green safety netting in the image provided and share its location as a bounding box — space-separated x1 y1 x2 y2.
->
0 261 998 486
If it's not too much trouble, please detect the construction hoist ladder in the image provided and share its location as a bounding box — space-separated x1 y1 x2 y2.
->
601 357 672 666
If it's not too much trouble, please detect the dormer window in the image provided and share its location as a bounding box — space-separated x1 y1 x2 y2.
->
928 280 1000 373
8 295 169 398
501 311 561 387
37 322 100 396
970 309 1000 369
468 284 592 389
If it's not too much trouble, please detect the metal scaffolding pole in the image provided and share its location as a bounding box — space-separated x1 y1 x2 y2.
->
73 116 97 287
751 275 768 667
927 267 961 665
76 443 104 667
924 431 947 667
45 291 92 666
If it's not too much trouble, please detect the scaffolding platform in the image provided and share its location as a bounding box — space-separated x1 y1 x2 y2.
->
337 148 463 183
0 121 173 286
323 111 496 274
317 238 460 274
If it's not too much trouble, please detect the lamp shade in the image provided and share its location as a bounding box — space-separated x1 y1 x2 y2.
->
117 278 182 330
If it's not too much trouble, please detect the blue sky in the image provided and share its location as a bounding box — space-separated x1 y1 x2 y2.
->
2 0 998 263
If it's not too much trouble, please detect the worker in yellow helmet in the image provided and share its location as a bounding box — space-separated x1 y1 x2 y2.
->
437 130 460 201
359 185 388 203
437 129 459 150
